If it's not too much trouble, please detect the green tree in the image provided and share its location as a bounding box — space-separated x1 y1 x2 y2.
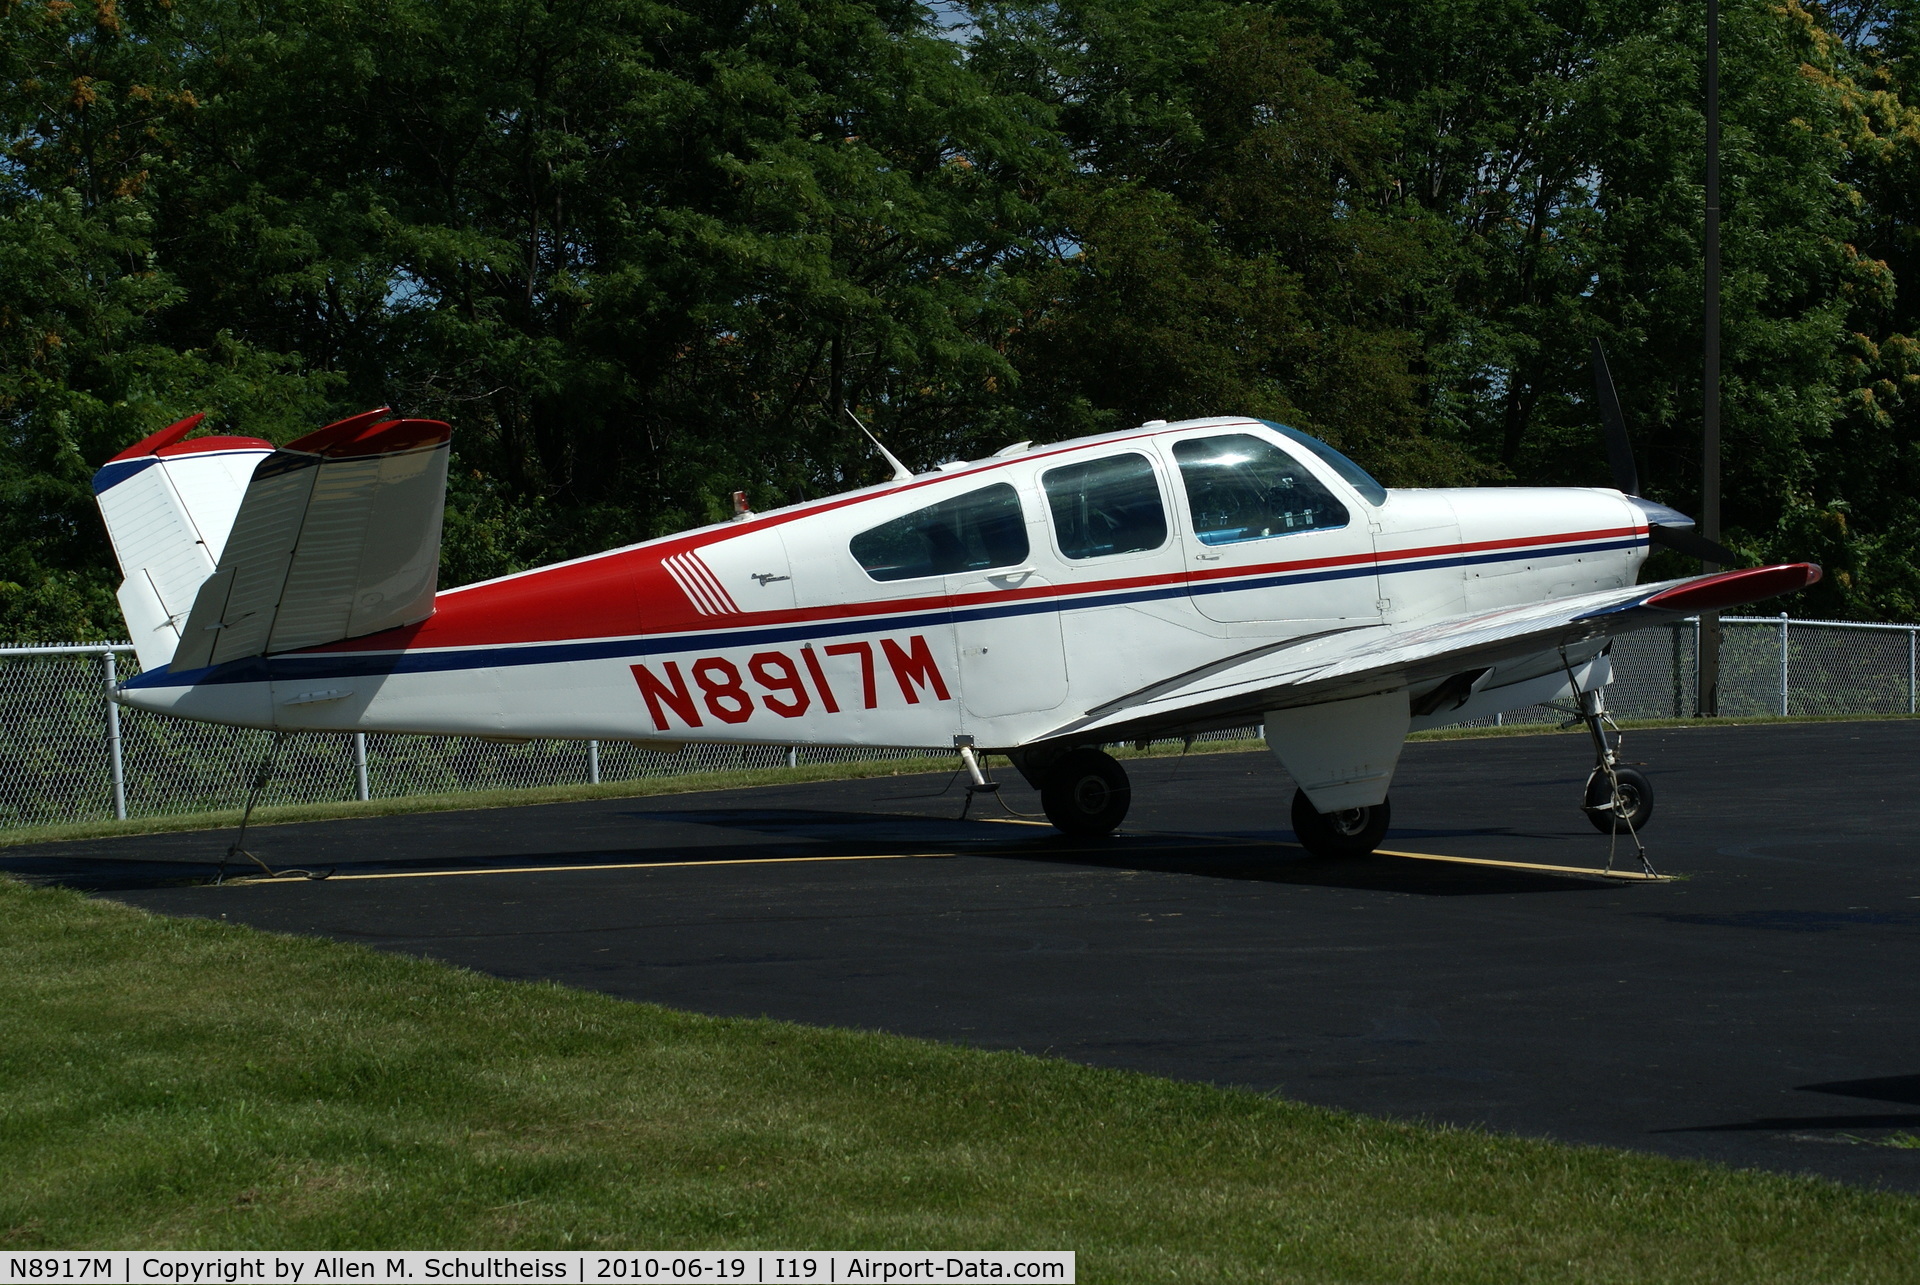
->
1789 0 1920 617
1306 0 1914 615
0 0 335 639
149 0 1061 571
971 0 1478 484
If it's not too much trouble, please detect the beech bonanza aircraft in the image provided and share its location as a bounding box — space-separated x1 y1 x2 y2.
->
94 391 1816 860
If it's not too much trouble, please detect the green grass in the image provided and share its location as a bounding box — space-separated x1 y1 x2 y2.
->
0 879 1916 1277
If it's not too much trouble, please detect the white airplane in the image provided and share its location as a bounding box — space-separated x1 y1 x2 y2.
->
92 395 1817 860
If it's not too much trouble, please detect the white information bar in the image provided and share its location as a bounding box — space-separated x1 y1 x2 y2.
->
0 1253 1072 1285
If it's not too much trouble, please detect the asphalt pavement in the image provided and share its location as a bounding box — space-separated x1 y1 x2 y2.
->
8 720 1920 1191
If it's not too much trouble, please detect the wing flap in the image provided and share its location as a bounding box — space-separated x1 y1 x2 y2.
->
1041 563 1822 743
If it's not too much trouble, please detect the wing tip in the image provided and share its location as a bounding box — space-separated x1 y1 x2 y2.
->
285 408 449 459
1642 562 1823 614
104 412 207 464
284 407 395 456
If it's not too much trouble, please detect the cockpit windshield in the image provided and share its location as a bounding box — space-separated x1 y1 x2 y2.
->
1258 421 1387 505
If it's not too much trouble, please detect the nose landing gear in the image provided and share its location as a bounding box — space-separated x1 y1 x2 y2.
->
1572 683 1658 877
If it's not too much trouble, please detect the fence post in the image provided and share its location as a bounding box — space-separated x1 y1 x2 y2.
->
1672 620 1685 717
352 732 370 802
1778 613 1790 717
1692 615 1702 715
103 650 127 821
1911 628 1917 716
588 739 601 785
786 745 799 769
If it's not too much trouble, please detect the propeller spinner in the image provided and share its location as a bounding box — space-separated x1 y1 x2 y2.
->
1590 339 1738 567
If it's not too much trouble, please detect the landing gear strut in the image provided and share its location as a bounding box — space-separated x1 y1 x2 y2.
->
1572 682 1658 877
1290 789 1391 858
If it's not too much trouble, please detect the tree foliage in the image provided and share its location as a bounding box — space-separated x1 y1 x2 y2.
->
3 0 1918 636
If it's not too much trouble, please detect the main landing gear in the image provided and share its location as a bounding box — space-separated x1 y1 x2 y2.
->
994 742 1133 836
1041 747 1133 836
1290 790 1391 858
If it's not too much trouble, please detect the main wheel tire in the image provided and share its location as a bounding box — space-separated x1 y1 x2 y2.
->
1290 789 1391 857
1583 766 1654 834
1041 748 1132 836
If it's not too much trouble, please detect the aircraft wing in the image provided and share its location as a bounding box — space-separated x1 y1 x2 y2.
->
170 414 451 672
1038 563 1822 744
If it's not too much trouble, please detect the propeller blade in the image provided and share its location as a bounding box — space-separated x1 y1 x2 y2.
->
1591 338 1640 498
1649 524 1739 567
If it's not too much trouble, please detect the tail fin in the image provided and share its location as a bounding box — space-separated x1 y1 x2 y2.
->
168 412 451 673
93 414 277 671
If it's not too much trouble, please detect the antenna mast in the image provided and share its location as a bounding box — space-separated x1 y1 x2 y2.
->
844 405 913 483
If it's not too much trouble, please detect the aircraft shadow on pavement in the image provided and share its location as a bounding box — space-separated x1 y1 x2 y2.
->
1660 1075 1920 1134
5 805 1620 898
984 838 1612 897
630 807 1616 896
0 853 234 893
1661 1113 1920 1133
1801 1073 1920 1105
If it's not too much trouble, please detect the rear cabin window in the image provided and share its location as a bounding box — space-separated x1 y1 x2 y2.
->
849 483 1029 582
1042 453 1169 560
1172 434 1349 546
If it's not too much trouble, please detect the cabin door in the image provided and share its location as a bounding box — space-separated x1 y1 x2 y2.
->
1159 428 1383 631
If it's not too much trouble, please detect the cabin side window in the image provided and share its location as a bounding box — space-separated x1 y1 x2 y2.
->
1172 434 1350 546
1041 452 1169 560
849 482 1029 582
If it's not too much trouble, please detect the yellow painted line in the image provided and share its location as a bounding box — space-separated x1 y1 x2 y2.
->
230 851 960 885
227 831 1666 886
1370 846 1669 882
1097 822 1668 881
233 840 1253 884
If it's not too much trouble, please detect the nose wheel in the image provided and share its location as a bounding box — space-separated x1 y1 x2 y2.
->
1583 764 1654 833
1290 789 1391 857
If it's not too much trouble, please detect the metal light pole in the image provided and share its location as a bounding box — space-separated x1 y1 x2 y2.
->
1699 0 1723 716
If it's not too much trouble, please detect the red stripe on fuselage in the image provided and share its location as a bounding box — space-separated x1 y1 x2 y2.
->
303 523 1645 658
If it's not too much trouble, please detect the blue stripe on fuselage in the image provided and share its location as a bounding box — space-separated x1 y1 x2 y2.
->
126 535 1647 691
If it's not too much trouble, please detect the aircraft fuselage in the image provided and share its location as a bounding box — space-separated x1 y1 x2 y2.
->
116 416 1648 751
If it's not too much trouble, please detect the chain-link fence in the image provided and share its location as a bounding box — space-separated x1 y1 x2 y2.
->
1472 614 1919 726
4 614 1914 832
0 645 962 831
